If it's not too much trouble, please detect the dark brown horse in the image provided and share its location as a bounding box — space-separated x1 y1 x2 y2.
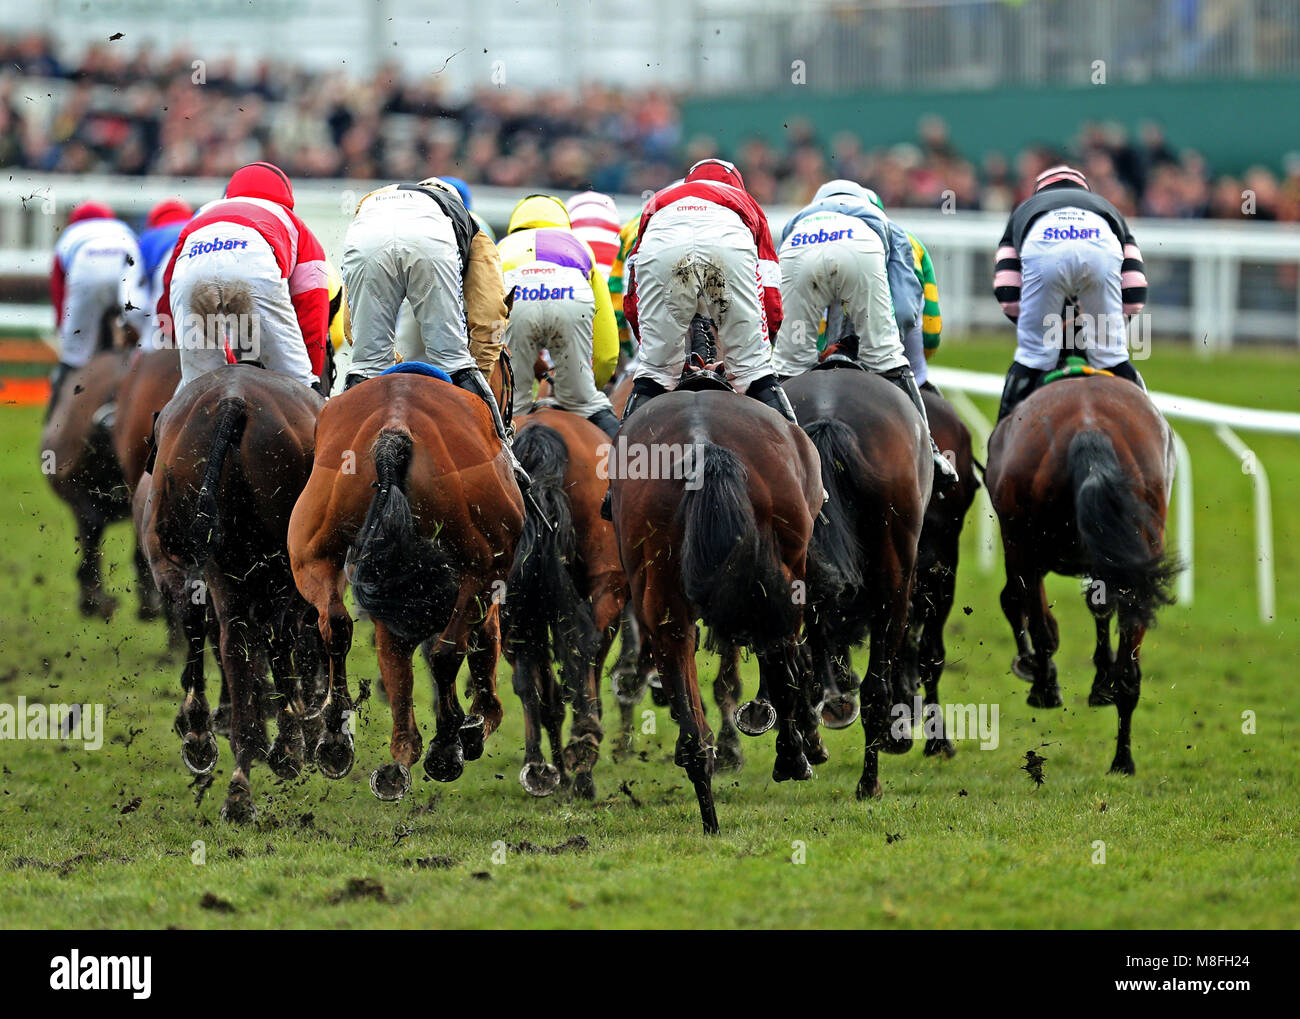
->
986 375 1179 774
899 386 981 756
502 408 627 799
113 348 181 495
610 390 822 833
782 367 931 800
146 365 324 820
289 372 524 802
40 350 157 619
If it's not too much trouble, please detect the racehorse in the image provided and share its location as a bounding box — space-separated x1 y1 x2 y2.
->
113 348 181 494
146 365 324 821
782 366 931 800
610 387 823 833
899 386 981 756
985 375 1179 774
288 370 524 802
40 350 155 619
502 407 627 799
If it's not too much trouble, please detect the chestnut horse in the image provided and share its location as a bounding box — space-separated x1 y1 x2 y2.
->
502 408 627 799
40 350 157 619
146 365 324 820
986 375 1179 774
288 372 524 802
782 367 931 800
610 390 823 833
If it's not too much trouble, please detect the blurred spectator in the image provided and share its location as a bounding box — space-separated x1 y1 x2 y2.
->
0 34 1296 223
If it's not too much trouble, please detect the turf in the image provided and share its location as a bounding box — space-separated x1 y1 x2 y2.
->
0 336 1296 930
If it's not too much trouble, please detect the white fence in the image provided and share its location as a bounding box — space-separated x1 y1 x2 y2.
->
930 366 1298 625
6 172 1300 349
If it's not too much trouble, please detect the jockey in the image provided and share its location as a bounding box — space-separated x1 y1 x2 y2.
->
135 198 192 349
994 165 1149 420
159 162 329 392
339 176 529 486
774 179 957 484
497 194 620 437
622 158 795 424
607 211 641 363
565 191 622 279
826 191 944 389
48 201 148 414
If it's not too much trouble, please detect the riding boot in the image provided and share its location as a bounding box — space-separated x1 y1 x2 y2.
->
996 361 1047 422
881 365 958 486
600 377 667 521
745 373 799 425
1104 359 1147 390
588 407 621 439
343 372 367 391
449 366 532 491
44 362 74 423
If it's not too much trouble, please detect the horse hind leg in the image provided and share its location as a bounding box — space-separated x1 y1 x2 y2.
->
921 551 959 758
265 611 308 781
1087 599 1117 707
370 621 419 801
173 584 218 776
610 605 648 758
762 643 813 784
74 505 116 620
1109 614 1147 775
1024 577 1062 709
712 641 745 772
655 621 717 834
565 590 619 799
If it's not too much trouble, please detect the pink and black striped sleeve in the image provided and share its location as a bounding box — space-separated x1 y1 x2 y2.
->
992 221 1021 321
1120 228 1148 315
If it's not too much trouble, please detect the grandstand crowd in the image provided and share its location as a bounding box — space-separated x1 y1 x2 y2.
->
4 31 1300 221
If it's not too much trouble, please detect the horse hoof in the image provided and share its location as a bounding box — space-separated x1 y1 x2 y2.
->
804 739 830 766
882 734 914 755
1088 688 1115 707
211 704 232 739
648 673 669 707
180 732 218 776
1109 757 1136 776
1026 687 1063 709
573 771 596 801
370 762 411 801
924 738 956 759
458 714 486 761
315 730 354 780
519 762 561 797
855 778 883 801
1011 655 1035 682
219 792 257 824
714 735 745 773
817 692 860 730
772 754 813 783
424 741 465 783
734 700 776 736
267 738 303 780
79 592 117 621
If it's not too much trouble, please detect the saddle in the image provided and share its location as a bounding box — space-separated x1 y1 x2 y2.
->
379 361 453 383
813 329 866 373
1041 355 1114 387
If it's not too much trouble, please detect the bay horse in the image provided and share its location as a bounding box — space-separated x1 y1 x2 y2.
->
782 367 931 800
985 375 1179 774
610 389 823 833
502 408 627 799
898 386 981 757
288 371 524 802
146 365 324 821
40 350 155 619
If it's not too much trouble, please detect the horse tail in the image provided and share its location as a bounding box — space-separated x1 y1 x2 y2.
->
1068 430 1180 628
503 425 598 678
349 428 457 645
803 418 865 596
680 443 796 647
166 396 245 568
188 280 254 356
